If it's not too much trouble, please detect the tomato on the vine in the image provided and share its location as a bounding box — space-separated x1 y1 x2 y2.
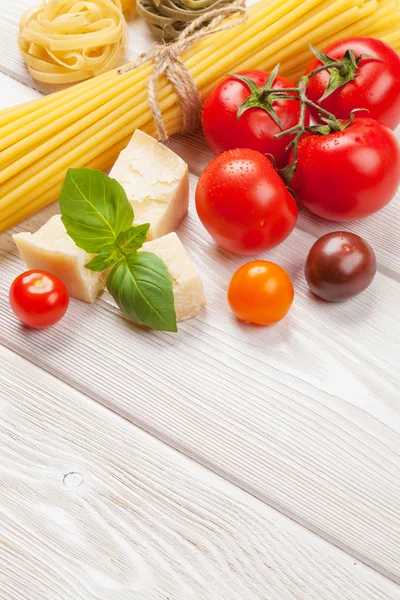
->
202 70 309 169
228 261 294 325
9 270 69 328
305 37 400 130
290 117 400 221
196 148 298 255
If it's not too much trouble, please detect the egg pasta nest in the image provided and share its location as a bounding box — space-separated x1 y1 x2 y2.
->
19 0 127 84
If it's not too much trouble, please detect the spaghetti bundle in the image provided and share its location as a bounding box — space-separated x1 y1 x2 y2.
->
19 0 127 84
1 0 400 231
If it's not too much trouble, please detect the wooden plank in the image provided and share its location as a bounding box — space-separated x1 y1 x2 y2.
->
1 5 400 277
1 65 400 582
1 344 400 600
1 200 400 580
0 0 151 92
168 132 400 281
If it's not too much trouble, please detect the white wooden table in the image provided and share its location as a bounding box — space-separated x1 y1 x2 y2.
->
0 3 400 598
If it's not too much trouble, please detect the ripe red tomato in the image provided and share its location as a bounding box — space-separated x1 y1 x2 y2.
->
202 70 309 169
9 270 69 328
306 37 400 130
196 149 298 255
290 118 400 221
228 260 294 325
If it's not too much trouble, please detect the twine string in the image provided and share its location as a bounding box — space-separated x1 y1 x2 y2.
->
118 0 247 140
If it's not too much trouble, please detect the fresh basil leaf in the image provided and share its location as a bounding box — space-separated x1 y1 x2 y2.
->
59 168 134 253
85 245 122 272
106 252 177 332
116 223 150 255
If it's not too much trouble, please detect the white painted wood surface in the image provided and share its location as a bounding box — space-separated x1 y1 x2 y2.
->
1 0 400 277
1 71 400 581
2 344 400 600
0 1 400 590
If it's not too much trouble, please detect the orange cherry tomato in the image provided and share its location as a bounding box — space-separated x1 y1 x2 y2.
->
227 261 294 325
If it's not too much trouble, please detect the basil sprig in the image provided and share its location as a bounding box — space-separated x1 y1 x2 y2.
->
59 168 177 332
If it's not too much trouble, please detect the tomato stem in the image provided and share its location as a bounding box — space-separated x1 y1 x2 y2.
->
308 45 383 102
231 67 302 130
273 71 347 184
306 61 348 79
255 43 382 186
230 45 367 185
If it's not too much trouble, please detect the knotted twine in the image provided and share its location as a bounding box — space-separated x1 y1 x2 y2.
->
118 0 247 141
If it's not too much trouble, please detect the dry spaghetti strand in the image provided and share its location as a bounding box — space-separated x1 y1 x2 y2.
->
2 0 399 230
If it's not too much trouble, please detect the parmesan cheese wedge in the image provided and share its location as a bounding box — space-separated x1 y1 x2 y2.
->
142 233 206 322
109 130 189 240
13 220 206 322
13 215 106 303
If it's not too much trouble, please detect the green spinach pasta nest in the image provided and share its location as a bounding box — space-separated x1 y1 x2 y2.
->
136 0 237 39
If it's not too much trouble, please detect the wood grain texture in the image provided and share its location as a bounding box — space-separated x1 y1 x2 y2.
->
1 344 400 600
0 0 151 92
1 41 400 586
1 2 400 277
1 180 400 581
167 132 400 280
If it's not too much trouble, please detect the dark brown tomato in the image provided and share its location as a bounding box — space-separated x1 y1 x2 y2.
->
305 231 376 301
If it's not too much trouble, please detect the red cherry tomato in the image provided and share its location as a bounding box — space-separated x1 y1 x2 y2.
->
290 118 400 221
196 149 298 255
306 37 400 130
9 270 69 328
202 70 309 169
228 260 294 325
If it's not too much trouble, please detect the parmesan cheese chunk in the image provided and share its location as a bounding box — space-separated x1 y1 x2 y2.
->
141 233 205 322
13 221 206 322
13 215 106 303
109 130 189 240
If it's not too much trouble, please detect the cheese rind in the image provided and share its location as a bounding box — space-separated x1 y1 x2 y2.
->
13 215 106 303
141 233 206 322
109 130 189 240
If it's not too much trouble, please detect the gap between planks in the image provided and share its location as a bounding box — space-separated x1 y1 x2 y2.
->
0 0 400 281
0 63 400 585
1 212 400 583
1 343 400 600
1 67 398 281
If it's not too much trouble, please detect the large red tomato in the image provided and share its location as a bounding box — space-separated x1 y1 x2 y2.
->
306 37 400 130
290 118 400 221
196 148 298 255
202 70 309 169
